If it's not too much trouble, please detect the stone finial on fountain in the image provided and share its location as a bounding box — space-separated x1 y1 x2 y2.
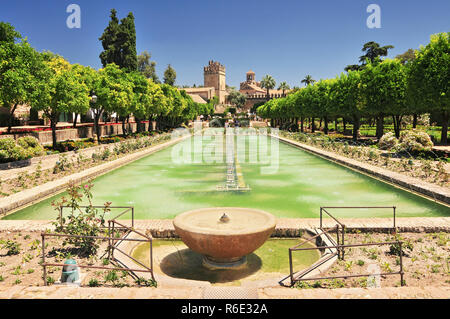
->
220 213 230 223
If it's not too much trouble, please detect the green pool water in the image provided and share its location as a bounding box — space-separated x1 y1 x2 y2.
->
4 134 449 220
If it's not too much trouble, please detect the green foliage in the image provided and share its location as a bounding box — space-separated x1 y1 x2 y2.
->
163 64 176 86
0 22 21 43
99 9 137 72
137 51 159 83
227 90 246 109
407 32 449 143
135 277 157 287
89 278 100 287
30 54 90 148
0 240 21 255
396 130 434 153
257 34 447 145
105 270 119 283
378 132 398 150
389 236 414 257
52 181 110 257
260 75 276 96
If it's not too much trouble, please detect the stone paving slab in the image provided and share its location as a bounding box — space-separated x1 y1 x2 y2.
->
258 286 450 299
1 218 449 234
275 135 450 204
1 285 448 299
203 287 258 299
0 285 204 299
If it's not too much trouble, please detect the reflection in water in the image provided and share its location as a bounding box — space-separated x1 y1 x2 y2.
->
160 249 262 283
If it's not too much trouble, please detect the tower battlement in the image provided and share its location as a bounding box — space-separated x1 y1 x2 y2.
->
204 60 227 104
204 60 226 74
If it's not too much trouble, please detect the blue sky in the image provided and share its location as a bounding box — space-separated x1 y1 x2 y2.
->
1 0 449 88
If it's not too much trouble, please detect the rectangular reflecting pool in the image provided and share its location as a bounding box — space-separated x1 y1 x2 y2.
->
4 132 450 220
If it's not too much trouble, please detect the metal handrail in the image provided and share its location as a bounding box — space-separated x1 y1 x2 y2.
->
320 206 397 231
288 206 403 287
41 231 154 286
290 241 404 286
59 205 135 229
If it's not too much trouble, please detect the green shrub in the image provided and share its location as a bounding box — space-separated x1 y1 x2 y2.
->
378 132 398 150
396 130 433 153
0 240 21 256
0 137 43 163
0 138 16 152
17 136 40 148
89 278 99 287
52 181 110 257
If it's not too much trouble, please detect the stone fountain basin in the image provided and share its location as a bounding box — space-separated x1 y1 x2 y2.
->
173 207 276 262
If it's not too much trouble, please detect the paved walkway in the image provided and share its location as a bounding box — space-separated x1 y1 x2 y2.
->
1 217 449 234
0 285 448 299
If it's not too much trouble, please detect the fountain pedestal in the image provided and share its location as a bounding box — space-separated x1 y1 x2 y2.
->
173 207 276 270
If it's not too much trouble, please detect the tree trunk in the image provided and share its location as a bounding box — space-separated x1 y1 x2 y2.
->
413 114 418 129
300 117 304 133
122 118 127 135
441 111 449 145
343 118 347 133
376 115 384 140
50 115 58 149
94 112 102 144
73 114 78 128
393 115 403 139
319 118 322 130
352 115 360 142
7 103 19 134
311 118 315 133
335 119 338 133
324 116 329 135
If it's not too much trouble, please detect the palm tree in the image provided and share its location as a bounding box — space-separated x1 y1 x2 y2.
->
278 82 290 96
301 75 315 86
260 75 276 99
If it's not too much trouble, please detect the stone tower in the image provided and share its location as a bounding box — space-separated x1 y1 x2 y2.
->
204 60 226 104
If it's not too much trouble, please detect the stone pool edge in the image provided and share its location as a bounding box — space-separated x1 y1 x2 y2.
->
273 135 450 205
0 134 191 218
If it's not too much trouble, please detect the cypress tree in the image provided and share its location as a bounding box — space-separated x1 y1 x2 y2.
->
99 9 137 72
117 12 138 72
163 64 176 86
99 9 120 68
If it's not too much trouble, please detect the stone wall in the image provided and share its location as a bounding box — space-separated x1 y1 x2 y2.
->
1 122 155 145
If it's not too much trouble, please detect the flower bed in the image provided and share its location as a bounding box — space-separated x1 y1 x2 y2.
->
280 131 448 187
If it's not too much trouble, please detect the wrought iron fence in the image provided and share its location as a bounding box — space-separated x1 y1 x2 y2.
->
288 206 403 287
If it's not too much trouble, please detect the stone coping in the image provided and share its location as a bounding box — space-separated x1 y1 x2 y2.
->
0 135 190 218
0 285 448 299
274 135 450 205
1 217 449 234
173 207 277 236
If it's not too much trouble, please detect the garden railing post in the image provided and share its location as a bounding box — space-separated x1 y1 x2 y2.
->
393 206 397 234
341 225 346 260
399 241 404 286
289 248 294 286
320 208 323 229
107 220 111 260
42 234 47 286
